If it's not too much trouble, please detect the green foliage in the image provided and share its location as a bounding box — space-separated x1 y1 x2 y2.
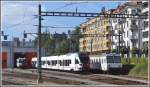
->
121 57 148 65
142 42 148 57
111 49 116 53
34 26 81 56
120 47 129 54
131 47 139 54
128 62 148 77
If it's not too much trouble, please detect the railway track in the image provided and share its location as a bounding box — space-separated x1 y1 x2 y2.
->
29 69 148 85
2 68 148 85
2 80 23 85
3 69 108 85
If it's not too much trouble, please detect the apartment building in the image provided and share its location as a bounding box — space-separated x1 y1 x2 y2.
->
79 1 148 55
111 2 144 52
142 1 149 48
79 16 111 53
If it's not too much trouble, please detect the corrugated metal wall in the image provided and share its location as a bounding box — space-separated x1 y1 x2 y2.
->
25 52 37 68
1 52 7 68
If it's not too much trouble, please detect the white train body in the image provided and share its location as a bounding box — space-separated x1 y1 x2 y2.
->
31 53 90 71
16 58 28 68
90 53 122 71
32 53 122 72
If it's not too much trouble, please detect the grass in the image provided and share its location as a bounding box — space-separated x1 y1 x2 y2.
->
121 57 148 78
128 62 148 78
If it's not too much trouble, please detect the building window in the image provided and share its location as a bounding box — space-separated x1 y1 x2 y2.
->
127 21 128 27
143 11 148 19
144 21 148 28
142 2 148 8
125 10 127 14
124 33 125 38
131 20 136 25
127 31 128 37
115 36 117 39
131 9 137 15
113 19 117 23
137 9 141 13
143 31 148 38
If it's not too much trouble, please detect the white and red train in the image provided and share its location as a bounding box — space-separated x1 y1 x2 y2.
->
17 52 122 71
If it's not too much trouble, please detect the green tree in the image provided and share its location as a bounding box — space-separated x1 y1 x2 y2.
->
142 42 148 57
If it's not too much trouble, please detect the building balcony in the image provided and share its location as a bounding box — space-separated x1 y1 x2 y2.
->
130 35 138 40
130 25 138 30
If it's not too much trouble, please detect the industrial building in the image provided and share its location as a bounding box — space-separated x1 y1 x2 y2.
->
1 38 38 68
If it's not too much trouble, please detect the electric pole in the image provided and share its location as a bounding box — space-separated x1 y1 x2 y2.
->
37 4 42 84
90 38 93 54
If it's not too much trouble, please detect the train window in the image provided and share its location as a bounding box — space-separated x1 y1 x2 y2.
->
99 59 101 63
66 60 68 66
35 61 37 65
55 60 57 65
75 59 79 64
52 61 54 65
65 60 67 66
60 60 63 66
114 56 121 63
67 60 69 66
107 56 114 63
47 61 50 65
69 60 71 64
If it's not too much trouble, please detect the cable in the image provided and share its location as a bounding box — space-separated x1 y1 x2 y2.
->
52 2 89 12
4 17 37 29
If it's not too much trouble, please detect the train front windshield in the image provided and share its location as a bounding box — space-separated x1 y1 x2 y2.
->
17 58 26 63
107 56 121 63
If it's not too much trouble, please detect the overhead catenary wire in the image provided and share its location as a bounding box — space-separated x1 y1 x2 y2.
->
4 17 37 29
52 2 89 12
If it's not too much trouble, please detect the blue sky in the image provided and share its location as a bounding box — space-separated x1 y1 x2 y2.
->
1 1 125 41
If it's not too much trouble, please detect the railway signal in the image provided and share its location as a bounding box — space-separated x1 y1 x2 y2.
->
4 35 8 40
23 31 27 38
1 31 8 40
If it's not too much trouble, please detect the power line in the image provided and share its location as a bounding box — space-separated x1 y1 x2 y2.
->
33 25 75 29
52 2 89 12
4 17 37 29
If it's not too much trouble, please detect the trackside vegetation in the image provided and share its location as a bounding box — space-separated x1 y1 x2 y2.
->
121 57 148 78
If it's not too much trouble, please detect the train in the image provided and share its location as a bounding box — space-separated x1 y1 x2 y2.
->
32 52 90 71
16 58 28 68
90 53 122 71
30 52 122 72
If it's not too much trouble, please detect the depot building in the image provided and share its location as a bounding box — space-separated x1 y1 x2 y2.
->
1 37 45 68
